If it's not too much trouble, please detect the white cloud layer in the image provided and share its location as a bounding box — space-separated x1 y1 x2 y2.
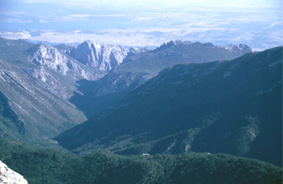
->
1 26 281 51
0 31 31 39
0 0 282 50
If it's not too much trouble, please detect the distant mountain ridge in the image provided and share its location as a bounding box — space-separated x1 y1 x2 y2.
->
120 40 252 75
153 40 251 55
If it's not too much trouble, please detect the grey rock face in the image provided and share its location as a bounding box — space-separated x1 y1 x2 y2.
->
70 40 128 71
0 160 28 184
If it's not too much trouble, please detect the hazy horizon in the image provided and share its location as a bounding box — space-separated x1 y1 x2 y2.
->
0 0 282 50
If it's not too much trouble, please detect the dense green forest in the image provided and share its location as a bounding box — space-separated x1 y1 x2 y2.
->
0 139 281 184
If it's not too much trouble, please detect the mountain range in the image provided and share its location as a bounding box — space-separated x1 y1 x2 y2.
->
70 40 252 118
55 47 282 166
0 37 251 141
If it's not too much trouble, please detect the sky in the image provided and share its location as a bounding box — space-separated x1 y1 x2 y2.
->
0 0 282 50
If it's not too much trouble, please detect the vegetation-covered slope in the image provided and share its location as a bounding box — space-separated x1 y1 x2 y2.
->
0 139 281 184
56 47 282 166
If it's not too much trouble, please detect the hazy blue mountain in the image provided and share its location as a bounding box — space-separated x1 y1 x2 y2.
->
117 40 252 76
70 40 252 118
0 139 281 184
56 47 282 166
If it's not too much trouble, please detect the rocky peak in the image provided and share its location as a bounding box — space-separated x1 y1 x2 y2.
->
152 40 193 52
70 40 129 71
224 44 252 54
31 43 71 75
129 47 149 55
29 43 94 80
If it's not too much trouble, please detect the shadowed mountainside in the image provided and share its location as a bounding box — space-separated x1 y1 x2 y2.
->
56 47 282 166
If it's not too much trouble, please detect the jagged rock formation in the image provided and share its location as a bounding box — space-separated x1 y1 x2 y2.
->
70 40 128 71
29 43 98 80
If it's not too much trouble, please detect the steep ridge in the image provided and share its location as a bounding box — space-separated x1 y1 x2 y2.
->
0 58 87 140
56 47 282 166
0 38 88 141
70 41 252 118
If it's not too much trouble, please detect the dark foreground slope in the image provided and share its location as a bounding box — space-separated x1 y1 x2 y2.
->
56 47 282 166
0 139 281 184
0 91 25 138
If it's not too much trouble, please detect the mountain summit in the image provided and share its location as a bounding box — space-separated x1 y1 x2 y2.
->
70 40 128 71
30 43 93 80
